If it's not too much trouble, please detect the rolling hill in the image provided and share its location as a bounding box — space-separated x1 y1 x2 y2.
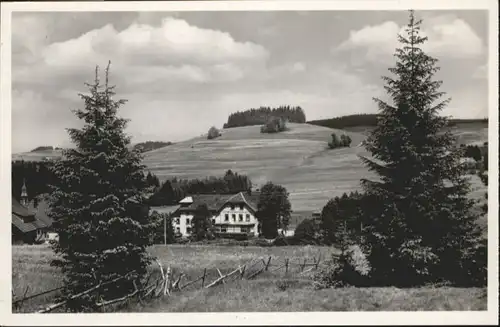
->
12 122 487 214
143 122 488 213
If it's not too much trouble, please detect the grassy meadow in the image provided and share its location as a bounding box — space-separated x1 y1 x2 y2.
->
143 122 488 213
12 244 487 312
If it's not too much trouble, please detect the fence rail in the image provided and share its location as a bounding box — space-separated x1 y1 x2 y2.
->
14 252 337 313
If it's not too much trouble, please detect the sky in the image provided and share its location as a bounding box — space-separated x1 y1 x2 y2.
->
11 10 489 153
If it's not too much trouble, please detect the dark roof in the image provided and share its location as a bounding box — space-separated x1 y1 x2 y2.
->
226 192 260 212
177 191 261 214
27 198 54 227
178 194 233 212
150 205 181 215
12 197 50 233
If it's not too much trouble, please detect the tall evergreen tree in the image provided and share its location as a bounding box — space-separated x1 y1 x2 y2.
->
359 11 485 287
48 62 156 311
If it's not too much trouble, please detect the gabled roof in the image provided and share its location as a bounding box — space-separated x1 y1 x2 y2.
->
12 197 51 233
177 191 261 214
178 194 233 212
179 196 193 204
27 198 54 227
224 192 259 212
150 205 181 215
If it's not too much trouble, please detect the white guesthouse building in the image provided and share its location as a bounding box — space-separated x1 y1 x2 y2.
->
168 192 261 238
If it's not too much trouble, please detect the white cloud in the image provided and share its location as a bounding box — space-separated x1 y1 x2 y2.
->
16 16 270 91
335 16 485 62
42 17 269 68
291 62 306 73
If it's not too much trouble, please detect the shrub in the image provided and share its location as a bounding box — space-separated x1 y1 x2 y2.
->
328 133 351 149
207 126 221 140
313 245 370 290
340 134 352 147
261 116 287 134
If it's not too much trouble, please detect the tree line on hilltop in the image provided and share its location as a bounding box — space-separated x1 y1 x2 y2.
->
133 141 173 153
30 146 64 152
223 105 306 129
308 113 488 130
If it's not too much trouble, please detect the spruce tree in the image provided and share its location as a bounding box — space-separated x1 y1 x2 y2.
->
359 11 485 287
48 62 156 311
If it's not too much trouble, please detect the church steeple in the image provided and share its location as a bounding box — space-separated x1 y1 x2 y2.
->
20 179 28 207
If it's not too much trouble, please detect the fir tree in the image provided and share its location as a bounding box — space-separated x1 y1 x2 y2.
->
359 11 485 287
48 62 156 311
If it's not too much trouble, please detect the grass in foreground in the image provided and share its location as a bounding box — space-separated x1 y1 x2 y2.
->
12 244 487 312
126 278 487 312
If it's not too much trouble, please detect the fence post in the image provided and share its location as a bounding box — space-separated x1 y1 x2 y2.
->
285 258 289 275
265 256 272 271
201 268 207 288
315 253 321 270
301 259 307 272
18 285 30 308
164 266 171 296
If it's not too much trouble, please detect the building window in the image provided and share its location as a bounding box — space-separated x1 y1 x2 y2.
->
212 219 216 225
225 214 229 221
230 205 235 210
239 214 243 222
187 227 191 234
176 227 180 233
246 214 250 222
186 218 190 225
232 214 236 221
175 218 180 225
239 204 244 210
241 227 250 233
221 227 227 233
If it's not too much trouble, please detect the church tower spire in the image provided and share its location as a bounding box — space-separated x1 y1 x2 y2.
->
20 179 28 207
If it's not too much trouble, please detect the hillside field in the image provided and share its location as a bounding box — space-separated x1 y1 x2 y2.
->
12 244 487 313
143 123 488 213
11 122 488 217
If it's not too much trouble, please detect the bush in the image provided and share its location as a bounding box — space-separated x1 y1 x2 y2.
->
207 126 221 140
313 245 370 290
261 116 287 134
328 133 351 149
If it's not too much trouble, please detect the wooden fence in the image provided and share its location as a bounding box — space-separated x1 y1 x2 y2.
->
13 253 336 313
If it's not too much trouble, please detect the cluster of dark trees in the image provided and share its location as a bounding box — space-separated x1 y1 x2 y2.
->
309 114 488 130
12 160 56 203
12 160 161 205
260 116 288 134
30 146 63 152
147 170 252 206
328 133 352 149
207 126 221 140
132 141 173 153
223 106 306 129
461 143 487 162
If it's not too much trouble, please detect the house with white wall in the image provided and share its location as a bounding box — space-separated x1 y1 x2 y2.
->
171 192 261 238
